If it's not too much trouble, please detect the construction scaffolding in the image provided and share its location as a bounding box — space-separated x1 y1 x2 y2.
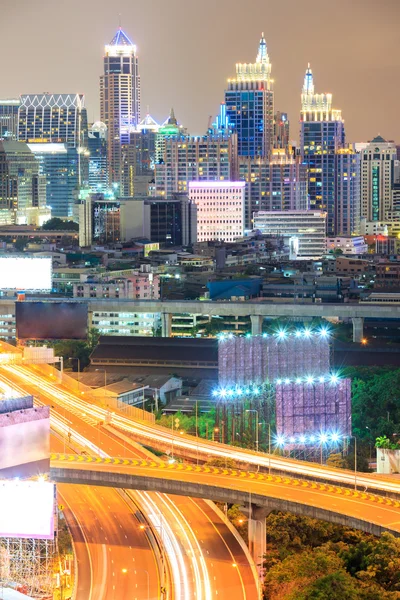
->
0 537 56 598
218 334 330 385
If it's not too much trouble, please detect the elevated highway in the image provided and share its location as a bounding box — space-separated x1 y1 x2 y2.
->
50 454 400 538
2 298 400 340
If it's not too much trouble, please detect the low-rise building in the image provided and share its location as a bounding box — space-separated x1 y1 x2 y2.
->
327 236 368 255
73 272 160 300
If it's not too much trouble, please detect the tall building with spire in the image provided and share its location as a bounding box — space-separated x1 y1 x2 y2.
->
100 28 140 187
300 64 346 235
225 33 274 158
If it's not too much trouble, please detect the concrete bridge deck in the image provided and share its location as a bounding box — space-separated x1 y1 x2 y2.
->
50 453 400 537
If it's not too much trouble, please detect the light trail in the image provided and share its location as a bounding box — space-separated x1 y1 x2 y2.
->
4 363 400 496
0 366 229 600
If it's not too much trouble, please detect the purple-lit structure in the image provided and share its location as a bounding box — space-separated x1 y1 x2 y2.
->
275 379 352 439
218 333 330 385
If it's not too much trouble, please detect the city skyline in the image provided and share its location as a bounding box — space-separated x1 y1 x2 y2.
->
1 0 399 142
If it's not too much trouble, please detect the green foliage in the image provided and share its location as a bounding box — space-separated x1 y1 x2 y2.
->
206 457 238 469
263 513 400 599
295 570 359 600
41 217 78 231
13 238 28 251
157 409 216 437
326 452 348 469
51 328 100 371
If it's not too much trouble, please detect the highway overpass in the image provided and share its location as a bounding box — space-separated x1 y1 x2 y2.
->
50 454 400 538
2 297 400 341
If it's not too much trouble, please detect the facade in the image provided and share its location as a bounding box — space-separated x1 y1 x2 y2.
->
27 143 79 218
360 136 399 222
375 262 400 289
274 111 289 150
327 236 367 255
100 28 140 186
18 94 88 148
155 134 237 197
74 272 160 300
0 141 48 225
300 64 345 235
88 122 109 192
253 210 327 258
335 147 361 235
90 309 159 337
0 99 19 140
225 34 274 157
188 181 245 243
146 195 197 247
239 150 308 228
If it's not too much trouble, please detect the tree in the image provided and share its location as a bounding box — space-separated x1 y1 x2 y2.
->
326 452 348 469
13 238 27 251
41 217 78 231
295 571 358 600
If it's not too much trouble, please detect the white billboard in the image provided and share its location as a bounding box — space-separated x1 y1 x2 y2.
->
0 257 52 291
0 480 54 539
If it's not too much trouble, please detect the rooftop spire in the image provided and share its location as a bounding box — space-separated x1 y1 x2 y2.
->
168 107 177 125
302 63 314 95
256 32 268 63
109 28 135 47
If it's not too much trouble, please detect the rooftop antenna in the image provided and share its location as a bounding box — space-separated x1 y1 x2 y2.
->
118 13 122 28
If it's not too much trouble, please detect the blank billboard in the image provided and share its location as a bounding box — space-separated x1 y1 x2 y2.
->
0 481 54 539
16 302 88 340
0 257 52 291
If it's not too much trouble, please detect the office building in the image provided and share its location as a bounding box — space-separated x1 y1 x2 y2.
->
0 141 49 225
155 134 237 197
27 143 79 218
274 111 289 150
335 147 361 235
360 136 399 222
300 64 345 234
253 210 327 259
78 193 197 247
88 122 108 192
100 28 140 186
188 181 245 242
0 99 19 140
18 94 88 148
239 150 308 228
225 33 274 157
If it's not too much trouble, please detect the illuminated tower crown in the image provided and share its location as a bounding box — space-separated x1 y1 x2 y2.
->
231 32 272 88
301 63 341 121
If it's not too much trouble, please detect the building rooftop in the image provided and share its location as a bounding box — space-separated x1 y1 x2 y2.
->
109 28 135 46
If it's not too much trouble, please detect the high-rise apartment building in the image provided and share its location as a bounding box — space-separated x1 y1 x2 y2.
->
188 181 245 242
360 136 399 222
253 210 327 259
155 134 237 197
88 122 109 192
100 28 140 186
18 94 88 148
335 147 361 235
225 33 274 158
0 141 48 225
0 100 19 140
239 150 308 228
300 64 345 235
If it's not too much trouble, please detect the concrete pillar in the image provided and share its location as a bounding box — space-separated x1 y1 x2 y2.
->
161 313 172 338
248 517 266 577
352 317 364 343
250 315 263 336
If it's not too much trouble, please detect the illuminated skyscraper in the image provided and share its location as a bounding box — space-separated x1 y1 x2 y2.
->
225 33 274 158
100 28 140 187
0 99 19 140
18 94 88 148
300 64 345 234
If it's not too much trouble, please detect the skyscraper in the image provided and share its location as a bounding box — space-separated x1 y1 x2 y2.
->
18 94 88 148
360 136 399 222
335 147 361 235
0 100 19 140
274 112 290 150
100 28 140 187
88 122 109 192
155 134 237 197
0 141 48 225
300 64 345 235
225 33 274 158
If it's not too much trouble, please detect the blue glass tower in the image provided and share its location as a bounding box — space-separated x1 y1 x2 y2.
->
225 34 274 158
300 65 345 235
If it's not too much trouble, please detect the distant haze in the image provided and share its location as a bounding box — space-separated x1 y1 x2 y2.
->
1 0 399 142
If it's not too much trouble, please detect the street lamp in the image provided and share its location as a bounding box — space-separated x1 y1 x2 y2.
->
349 435 357 490
212 427 219 442
246 410 259 452
70 357 80 391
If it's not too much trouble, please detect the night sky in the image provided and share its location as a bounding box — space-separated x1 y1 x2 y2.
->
2 0 399 143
